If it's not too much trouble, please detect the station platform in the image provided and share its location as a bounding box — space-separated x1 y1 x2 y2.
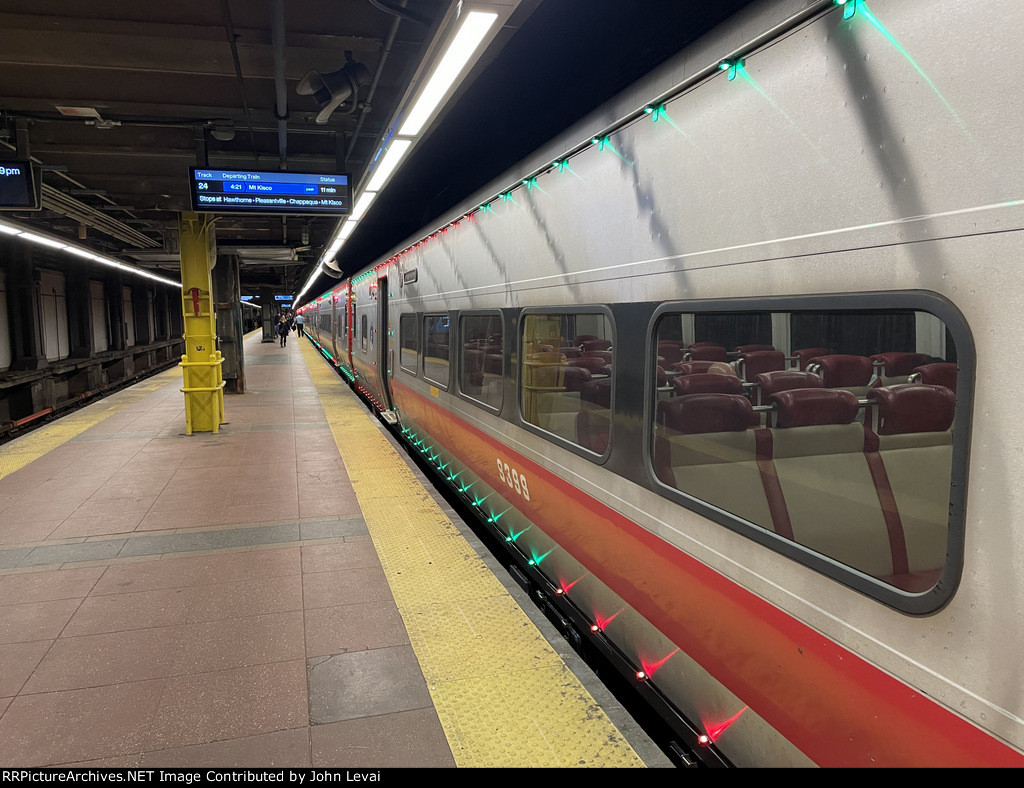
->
0 331 671 769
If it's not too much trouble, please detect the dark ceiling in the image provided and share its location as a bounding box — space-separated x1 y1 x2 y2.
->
0 0 756 301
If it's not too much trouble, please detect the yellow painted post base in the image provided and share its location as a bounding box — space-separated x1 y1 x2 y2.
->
179 351 226 435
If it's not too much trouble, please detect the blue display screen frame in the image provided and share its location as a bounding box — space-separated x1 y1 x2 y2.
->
188 167 351 215
0 160 41 211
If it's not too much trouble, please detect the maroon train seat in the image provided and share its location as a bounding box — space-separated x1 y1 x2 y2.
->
870 352 933 378
569 356 609 374
806 354 875 393
868 383 955 437
669 360 717 375
658 342 686 366
769 388 861 429
910 362 957 392
791 347 833 371
735 344 775 354
685 345 729 363
865 384 956 592
672 373 743 397
736 350 787 381
582 339 612 352
754 370 824 399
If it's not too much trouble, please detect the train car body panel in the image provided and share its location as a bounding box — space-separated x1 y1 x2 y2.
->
303 0 1024 766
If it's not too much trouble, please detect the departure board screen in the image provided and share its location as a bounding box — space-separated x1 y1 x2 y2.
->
188 167 351 215
0 161 40 211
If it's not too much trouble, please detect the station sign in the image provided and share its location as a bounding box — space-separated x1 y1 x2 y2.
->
188 167 351 216
0 160 41 211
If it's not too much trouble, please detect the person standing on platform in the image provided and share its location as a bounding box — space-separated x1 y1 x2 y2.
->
277 312 291 347
295 312 305 338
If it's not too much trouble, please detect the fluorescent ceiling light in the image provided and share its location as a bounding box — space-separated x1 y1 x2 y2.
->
365 138 413 192
399 11 499 136
338 221 358 240
0 223 22 236
349 191 377 222
326 236 344 256
20 232 67 249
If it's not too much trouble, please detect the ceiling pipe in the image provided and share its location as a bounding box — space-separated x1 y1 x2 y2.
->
271 0 289 170
346 1 405 162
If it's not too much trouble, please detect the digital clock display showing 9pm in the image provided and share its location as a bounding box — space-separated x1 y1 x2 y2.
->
188 167 351 216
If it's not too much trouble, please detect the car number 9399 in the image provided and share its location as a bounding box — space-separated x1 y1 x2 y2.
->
496 458 531 501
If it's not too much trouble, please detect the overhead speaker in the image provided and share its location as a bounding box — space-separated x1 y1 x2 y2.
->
297 58 371 125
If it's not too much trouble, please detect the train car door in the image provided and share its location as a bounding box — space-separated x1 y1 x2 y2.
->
375 275 397 422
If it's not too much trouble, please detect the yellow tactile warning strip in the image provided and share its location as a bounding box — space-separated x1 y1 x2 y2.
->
0 368 181 481
300 341 646 768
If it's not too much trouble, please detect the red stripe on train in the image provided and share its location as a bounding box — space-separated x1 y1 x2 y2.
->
390 378 1023 767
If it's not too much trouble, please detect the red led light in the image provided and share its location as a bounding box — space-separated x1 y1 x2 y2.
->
590 624 600 632
555 588 564 595
697 734 711 746
635 670 647 680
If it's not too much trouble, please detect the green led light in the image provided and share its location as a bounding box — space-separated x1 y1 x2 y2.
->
836 0 857 19
479 202 493 214
521 177 538 190
645 104 666 122
507 525 531 543
591 136 608 151
529 548 555 566
499 191 514 203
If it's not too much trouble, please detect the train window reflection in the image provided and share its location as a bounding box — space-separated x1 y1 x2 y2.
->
652 308 958 592
423 314 450 388
460 313 503 410
399 313 418 374
521 312 612 452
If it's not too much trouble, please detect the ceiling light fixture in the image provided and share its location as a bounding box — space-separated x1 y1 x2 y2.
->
0 219 180 287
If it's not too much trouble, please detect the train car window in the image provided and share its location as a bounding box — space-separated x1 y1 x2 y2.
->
423 314 450 388
651 305 963 604
459 313 503 410
360 313 368 352
399 313 418 374
521 312 612 451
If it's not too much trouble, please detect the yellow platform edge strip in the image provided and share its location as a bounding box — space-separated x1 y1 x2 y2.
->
300 341 644 768
0 368 181 481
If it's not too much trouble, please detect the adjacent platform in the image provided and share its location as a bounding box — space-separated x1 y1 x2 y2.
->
0 331 670 768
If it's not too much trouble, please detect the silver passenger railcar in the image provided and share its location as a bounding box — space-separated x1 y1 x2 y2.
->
303 0 1024 766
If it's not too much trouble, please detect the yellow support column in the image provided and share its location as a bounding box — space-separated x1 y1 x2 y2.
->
178 211 225 434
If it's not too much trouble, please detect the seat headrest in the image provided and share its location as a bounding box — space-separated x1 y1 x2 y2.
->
868 384 955 434
669 361 716 375
912 362 957 392
869 352 933 377
685 345 728 362
561 365 593 392
657 394 756 434
791 347 833 370
808 354 873 387
770 388 860 428
580 378 612 407
735 344 775 353
755 370 823 398
569 356 607 372
672 373 743 396
738 350 786 378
